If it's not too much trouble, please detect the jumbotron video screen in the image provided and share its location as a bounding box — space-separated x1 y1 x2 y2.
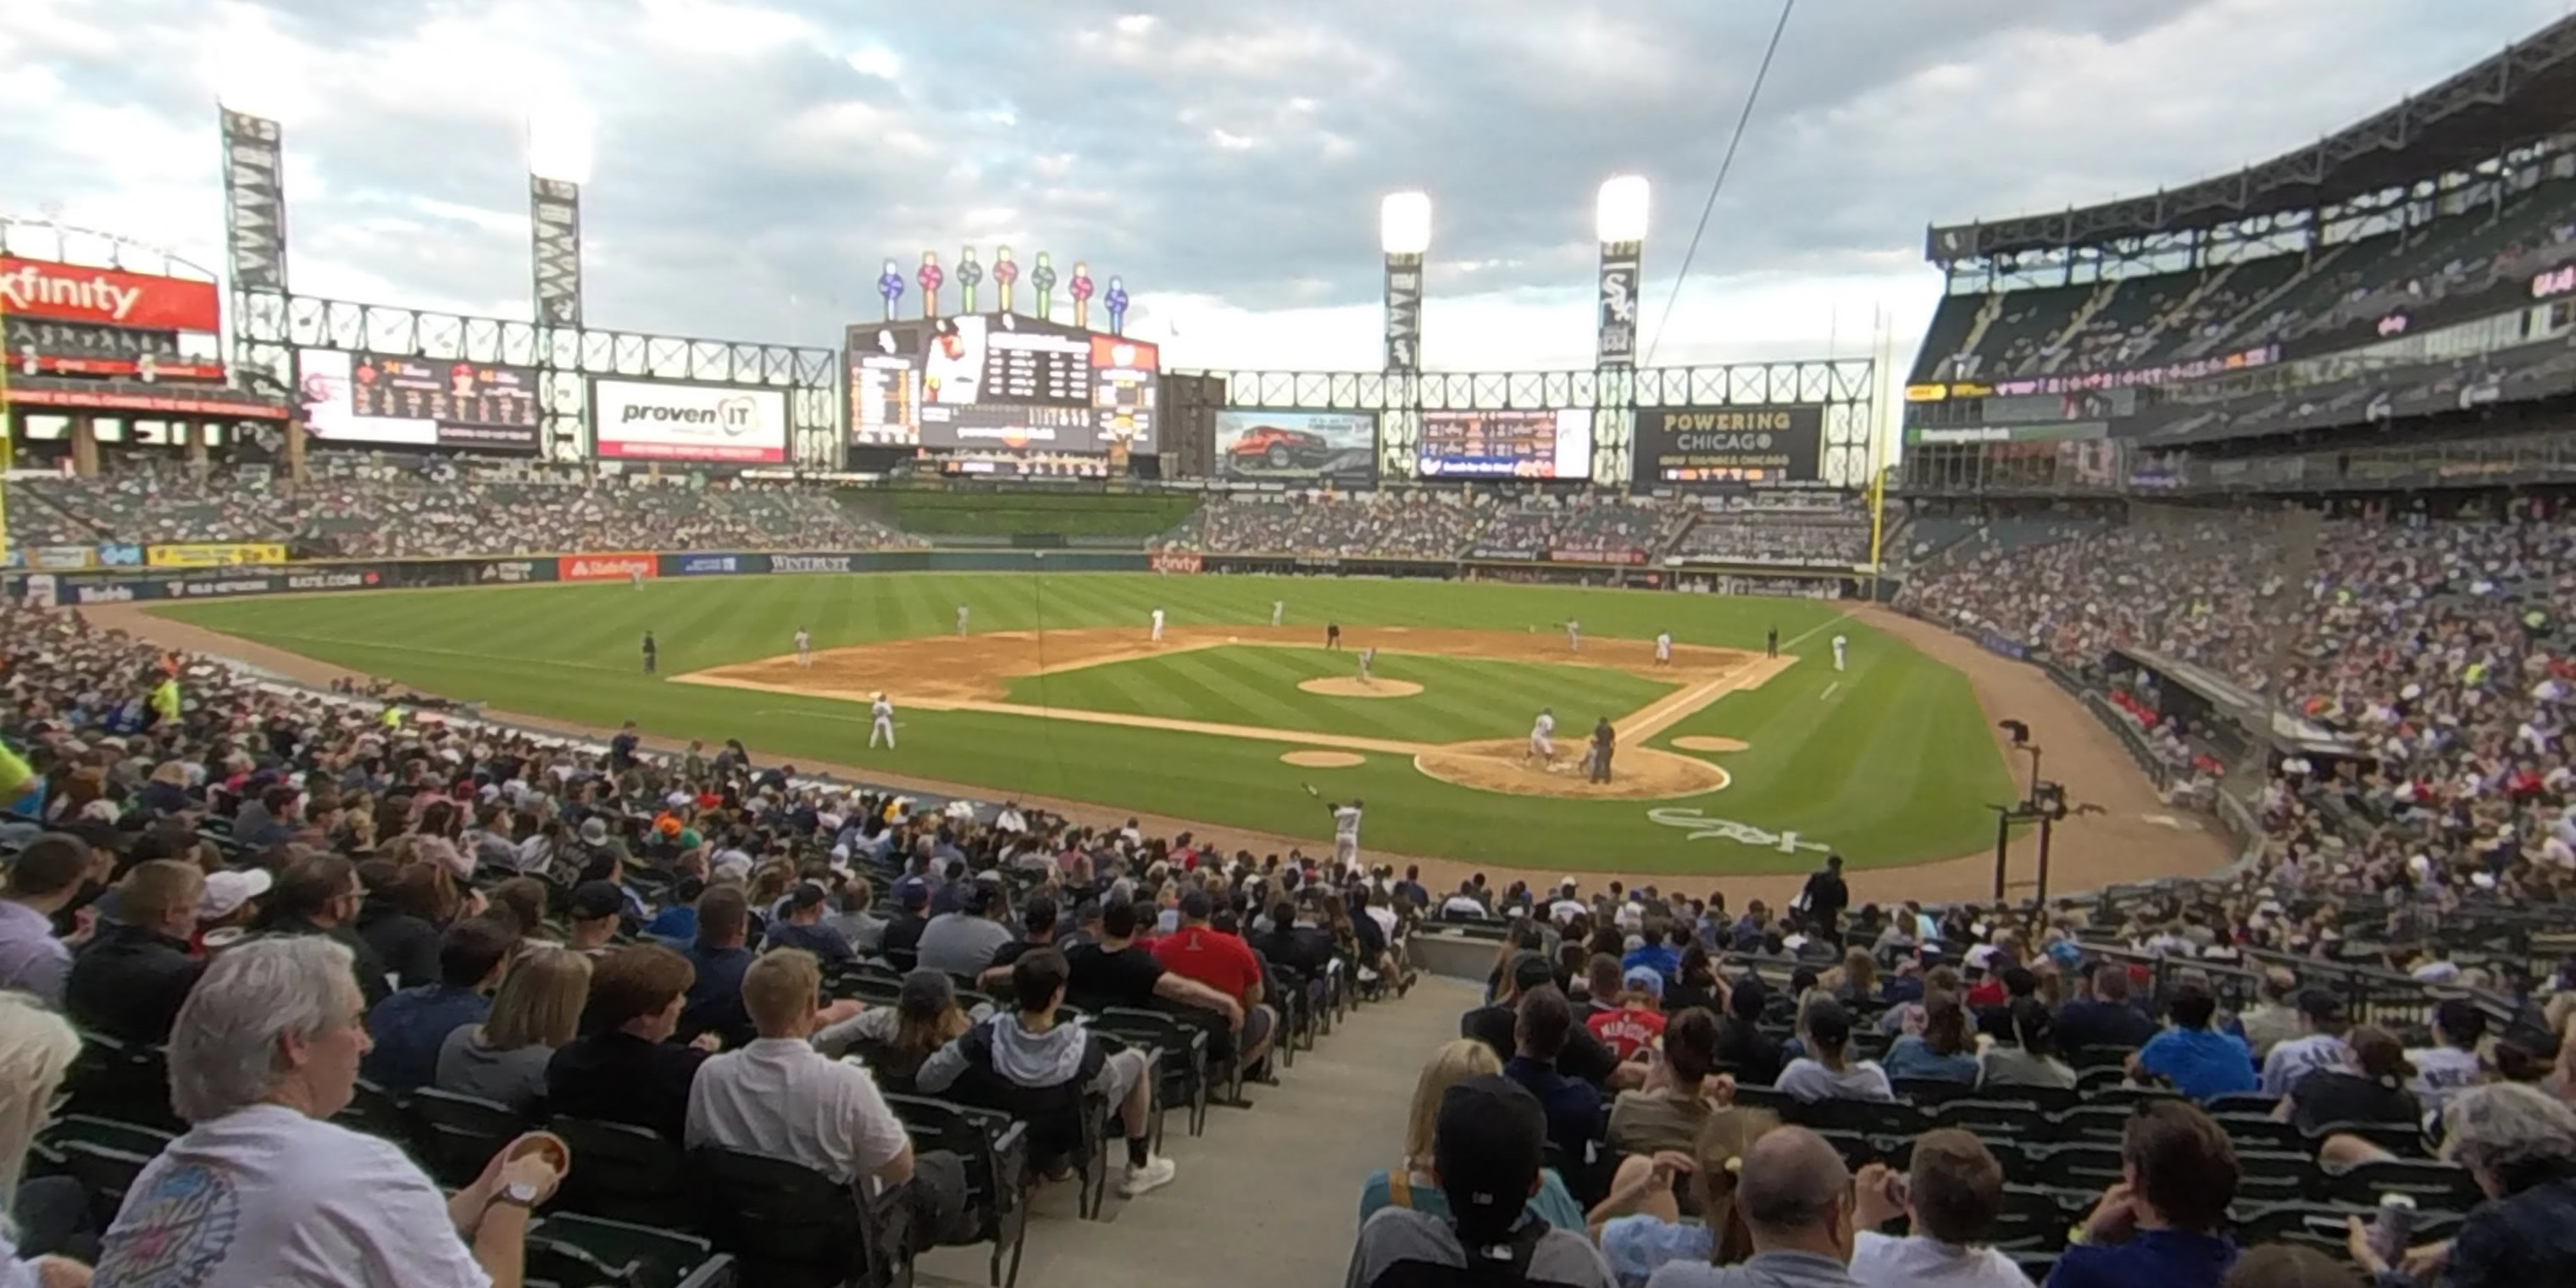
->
846 313 1159 456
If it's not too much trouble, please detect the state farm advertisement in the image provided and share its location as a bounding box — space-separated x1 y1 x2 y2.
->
1 257 221 333
558 553 657 582
590 379 789 464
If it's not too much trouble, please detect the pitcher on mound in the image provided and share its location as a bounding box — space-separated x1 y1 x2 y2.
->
1357 647 1377 685
1527 707 1557 766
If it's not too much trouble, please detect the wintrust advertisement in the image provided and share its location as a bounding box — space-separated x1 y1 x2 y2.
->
590 379 789 464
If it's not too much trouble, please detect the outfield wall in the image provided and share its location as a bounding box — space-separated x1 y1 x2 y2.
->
6 544 1876 607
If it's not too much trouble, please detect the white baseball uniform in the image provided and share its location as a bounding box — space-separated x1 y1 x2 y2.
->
1358 647 1375 680
795 630 812 667
956 605 969 636
1565 620 1580 651
1530 711 1556 760
1272 601 1285 627
1333 804 1363 864
869 697 896 747
1655 632 1672 663
629 569 644 589
1151 608 1166 641
1833 634 1848 672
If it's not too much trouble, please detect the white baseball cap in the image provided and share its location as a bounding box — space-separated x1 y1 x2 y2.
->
200 869 275 920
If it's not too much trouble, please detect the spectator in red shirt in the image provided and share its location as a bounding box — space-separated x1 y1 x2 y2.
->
1152 890 1278 1070
1587 967 1669 1062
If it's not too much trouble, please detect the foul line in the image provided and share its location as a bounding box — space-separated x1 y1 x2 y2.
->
1618 653 1796 745
1820 681 1840 701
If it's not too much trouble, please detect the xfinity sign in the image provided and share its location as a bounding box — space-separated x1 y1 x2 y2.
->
590 378 789 464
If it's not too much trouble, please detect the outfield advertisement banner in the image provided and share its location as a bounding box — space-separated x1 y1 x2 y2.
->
1550 548 1648 565
558 553 658 582
665 553 773 577
1633 406 1825 488
771 554 858 574
147 542 290 569
1212 410 1378 483
1149 551 1204 575
475 559 557 585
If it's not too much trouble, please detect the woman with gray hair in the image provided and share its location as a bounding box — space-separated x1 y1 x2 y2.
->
2345 1081 2576 1285
0 991 89 1286
89 935 570 1288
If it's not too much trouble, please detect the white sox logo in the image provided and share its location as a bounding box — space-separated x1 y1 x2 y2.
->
1644 808 1829 854
1600 268 1635 325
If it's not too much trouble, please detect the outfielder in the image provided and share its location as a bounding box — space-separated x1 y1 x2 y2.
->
794 626 813 669
629 568 644 590
1272 600 1285 627
869 692 897 747
1330 797 1364 866
1565 619 1581 652
956 603 969 636
1357 646 1376 684
1150 607 1167 641
1654 630 1673 667
1832 634 1848 672
1528 707 1557 765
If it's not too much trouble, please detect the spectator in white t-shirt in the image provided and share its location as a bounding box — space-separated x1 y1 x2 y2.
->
2259 990 2354 1099
686 948 969 1253
90 935 568 1288
1847 1130 2035 1288
2407 998 2489 1120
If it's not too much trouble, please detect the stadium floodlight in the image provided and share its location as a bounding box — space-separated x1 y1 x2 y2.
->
1596 175 1649 245
212 33 300 122
1379 192 1431 257
527 104 597 185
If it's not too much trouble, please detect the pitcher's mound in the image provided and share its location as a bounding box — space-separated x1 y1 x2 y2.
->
1282 750 1365 769
1673 736 1751 753
1413 740 1729 800
1300 677 1424 698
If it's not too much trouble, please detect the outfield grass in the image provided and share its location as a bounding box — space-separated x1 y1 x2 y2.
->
150 574 2016 874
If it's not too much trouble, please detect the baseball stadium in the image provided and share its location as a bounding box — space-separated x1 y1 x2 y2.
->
3 7 2576 1288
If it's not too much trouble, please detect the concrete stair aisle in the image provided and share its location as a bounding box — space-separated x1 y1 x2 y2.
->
915 976 1483 1288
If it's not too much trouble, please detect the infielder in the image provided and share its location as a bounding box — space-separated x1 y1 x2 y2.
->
1527 707 1557 765
794 626 813 669
1357 647 1376 684
1329 797 1364 866
1654 630 1673 667
1565 619 1581 652
869 691 897 747
1150 607 1167 641
956 603 969 636
1832 633 1848 672
1271 600 1285 627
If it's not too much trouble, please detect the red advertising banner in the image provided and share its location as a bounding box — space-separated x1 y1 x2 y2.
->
5 387 291 419
1149 550 1203 575
558 553 658 582
0 257 223 333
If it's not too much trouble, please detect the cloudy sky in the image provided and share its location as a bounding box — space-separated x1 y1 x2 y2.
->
3 0 2567 380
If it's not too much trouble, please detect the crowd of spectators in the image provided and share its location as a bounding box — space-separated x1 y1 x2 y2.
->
1470 496 1690 558
14 458 921 558
1159 490 1489 559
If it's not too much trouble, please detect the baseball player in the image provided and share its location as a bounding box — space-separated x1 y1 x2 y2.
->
1357 647 1376 684
1272 600 1285 628
1565 619 1581 652
1832 634 1848 672
629 567 644 591
956 603 969 636
1527 707 1557 765
1654 630 1673 667
1326 622 1342 651
794 626 813 669
1151 607 1167 641
1329 797 1364 866
869 692 897 748
641 631 657 676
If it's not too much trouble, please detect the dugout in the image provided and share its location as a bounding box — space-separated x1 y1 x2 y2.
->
2107 646 2373 776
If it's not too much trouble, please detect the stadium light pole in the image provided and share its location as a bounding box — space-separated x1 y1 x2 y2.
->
216 63 297 479
1594 175 1648 487
1380 192 1430 479
527 105 594 462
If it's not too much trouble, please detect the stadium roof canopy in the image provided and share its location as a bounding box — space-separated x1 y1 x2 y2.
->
1924 14 2576 264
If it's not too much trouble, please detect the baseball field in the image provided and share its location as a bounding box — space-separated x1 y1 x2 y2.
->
144 573 2020 875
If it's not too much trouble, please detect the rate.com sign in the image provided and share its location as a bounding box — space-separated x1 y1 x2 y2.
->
590 378 789 464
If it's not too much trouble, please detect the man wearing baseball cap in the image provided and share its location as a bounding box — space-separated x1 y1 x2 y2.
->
567 881 627 957
1346 1074 1615 1287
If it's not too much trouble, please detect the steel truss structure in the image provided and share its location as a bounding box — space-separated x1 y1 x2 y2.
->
1176 358 1879 487
228 295 841 465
